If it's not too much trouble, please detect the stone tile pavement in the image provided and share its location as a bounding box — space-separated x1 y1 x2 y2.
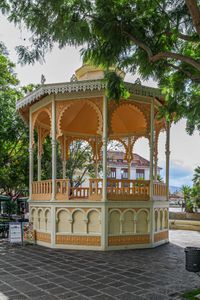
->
0 230 199 300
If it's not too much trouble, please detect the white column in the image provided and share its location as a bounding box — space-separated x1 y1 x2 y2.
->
37 154 41 181
154 132 158 181
149 100 154 199
51 95 57 200
37 129 41 181
51 205 56 247
102 96 108 201
95 138 99 178
128 161 131 180
95 161 99 178
154 154 158 181
62 137 66 179
165 122 171 200
149 99 155 245
127 137 132 180
101 95 108 250
29 109 34 199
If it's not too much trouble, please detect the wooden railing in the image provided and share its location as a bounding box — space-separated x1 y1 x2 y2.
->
56 179 70 200
70 187 89 199
107 179 150 200
89 179 103 200
153 182 167 199
32 178 167 201
32 180 52 200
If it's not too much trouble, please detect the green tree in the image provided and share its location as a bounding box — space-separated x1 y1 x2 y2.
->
192 165 200 186
0 42 35 195
191 185 200 208
181 184 193 213
66 140 96 188
0 0 200 132
4 199 17 217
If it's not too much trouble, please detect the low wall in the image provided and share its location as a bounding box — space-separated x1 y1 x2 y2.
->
169 211 200 221
169 220 200 231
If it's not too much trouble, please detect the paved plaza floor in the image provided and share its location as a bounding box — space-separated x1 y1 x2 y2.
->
0 230 199 300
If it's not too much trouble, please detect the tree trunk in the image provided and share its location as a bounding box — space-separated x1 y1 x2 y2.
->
186 0 200 37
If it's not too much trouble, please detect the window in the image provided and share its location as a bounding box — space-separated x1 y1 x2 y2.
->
108 168 116 178
136 169 145 179
121 168 128 179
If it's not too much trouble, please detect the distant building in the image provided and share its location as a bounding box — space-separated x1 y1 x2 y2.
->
106 150 161 180
80 150 162 187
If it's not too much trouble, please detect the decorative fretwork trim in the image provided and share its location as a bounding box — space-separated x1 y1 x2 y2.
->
16 80 162 110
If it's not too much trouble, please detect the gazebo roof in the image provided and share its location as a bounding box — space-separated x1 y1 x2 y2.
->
16 79 163 111
16 65 166 142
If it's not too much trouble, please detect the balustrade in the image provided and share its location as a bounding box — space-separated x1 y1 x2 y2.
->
70 187 89 199
89 179 103 200
153 182 167 199
107 179 150 200
32 178 167 201
56 179 70 200
32 180 52 200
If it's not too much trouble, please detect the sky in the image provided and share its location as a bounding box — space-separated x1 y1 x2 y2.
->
0 14 200 187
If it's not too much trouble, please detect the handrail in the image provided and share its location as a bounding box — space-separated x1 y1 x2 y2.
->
70 187 89 199
32 179 167 201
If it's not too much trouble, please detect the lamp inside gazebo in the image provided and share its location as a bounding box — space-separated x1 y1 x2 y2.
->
17 64 170 250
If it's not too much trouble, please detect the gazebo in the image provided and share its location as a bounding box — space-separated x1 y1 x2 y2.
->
16 65 170 250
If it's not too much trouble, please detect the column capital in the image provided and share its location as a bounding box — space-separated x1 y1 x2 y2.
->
51 139 57 146
165 150 171 155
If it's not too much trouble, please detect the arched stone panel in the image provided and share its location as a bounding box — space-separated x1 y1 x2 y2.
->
57 210 71 233
38 209 44 230
164 210 168 229
45 209 51 232
109 210 120 235
31 208 37 230
88 210 101 234
123 210 135 234
73 210 86 234
136 210 148 233
155 210 158 232
160 210 163 230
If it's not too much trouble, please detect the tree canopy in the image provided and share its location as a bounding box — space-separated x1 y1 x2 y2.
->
0 42 31 195
0 0 200 133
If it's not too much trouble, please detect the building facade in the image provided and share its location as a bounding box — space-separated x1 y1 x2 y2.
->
107 151 161 180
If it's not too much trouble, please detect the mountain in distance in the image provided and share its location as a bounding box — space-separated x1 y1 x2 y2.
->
169 186 182 194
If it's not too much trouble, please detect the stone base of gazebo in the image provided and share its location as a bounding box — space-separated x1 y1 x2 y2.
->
30 199 169 250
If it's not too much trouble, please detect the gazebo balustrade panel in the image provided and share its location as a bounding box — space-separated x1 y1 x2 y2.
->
55 179 70 200
70 187 90 199
32 180 52 201
153 182 167 199
32 178 167 201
